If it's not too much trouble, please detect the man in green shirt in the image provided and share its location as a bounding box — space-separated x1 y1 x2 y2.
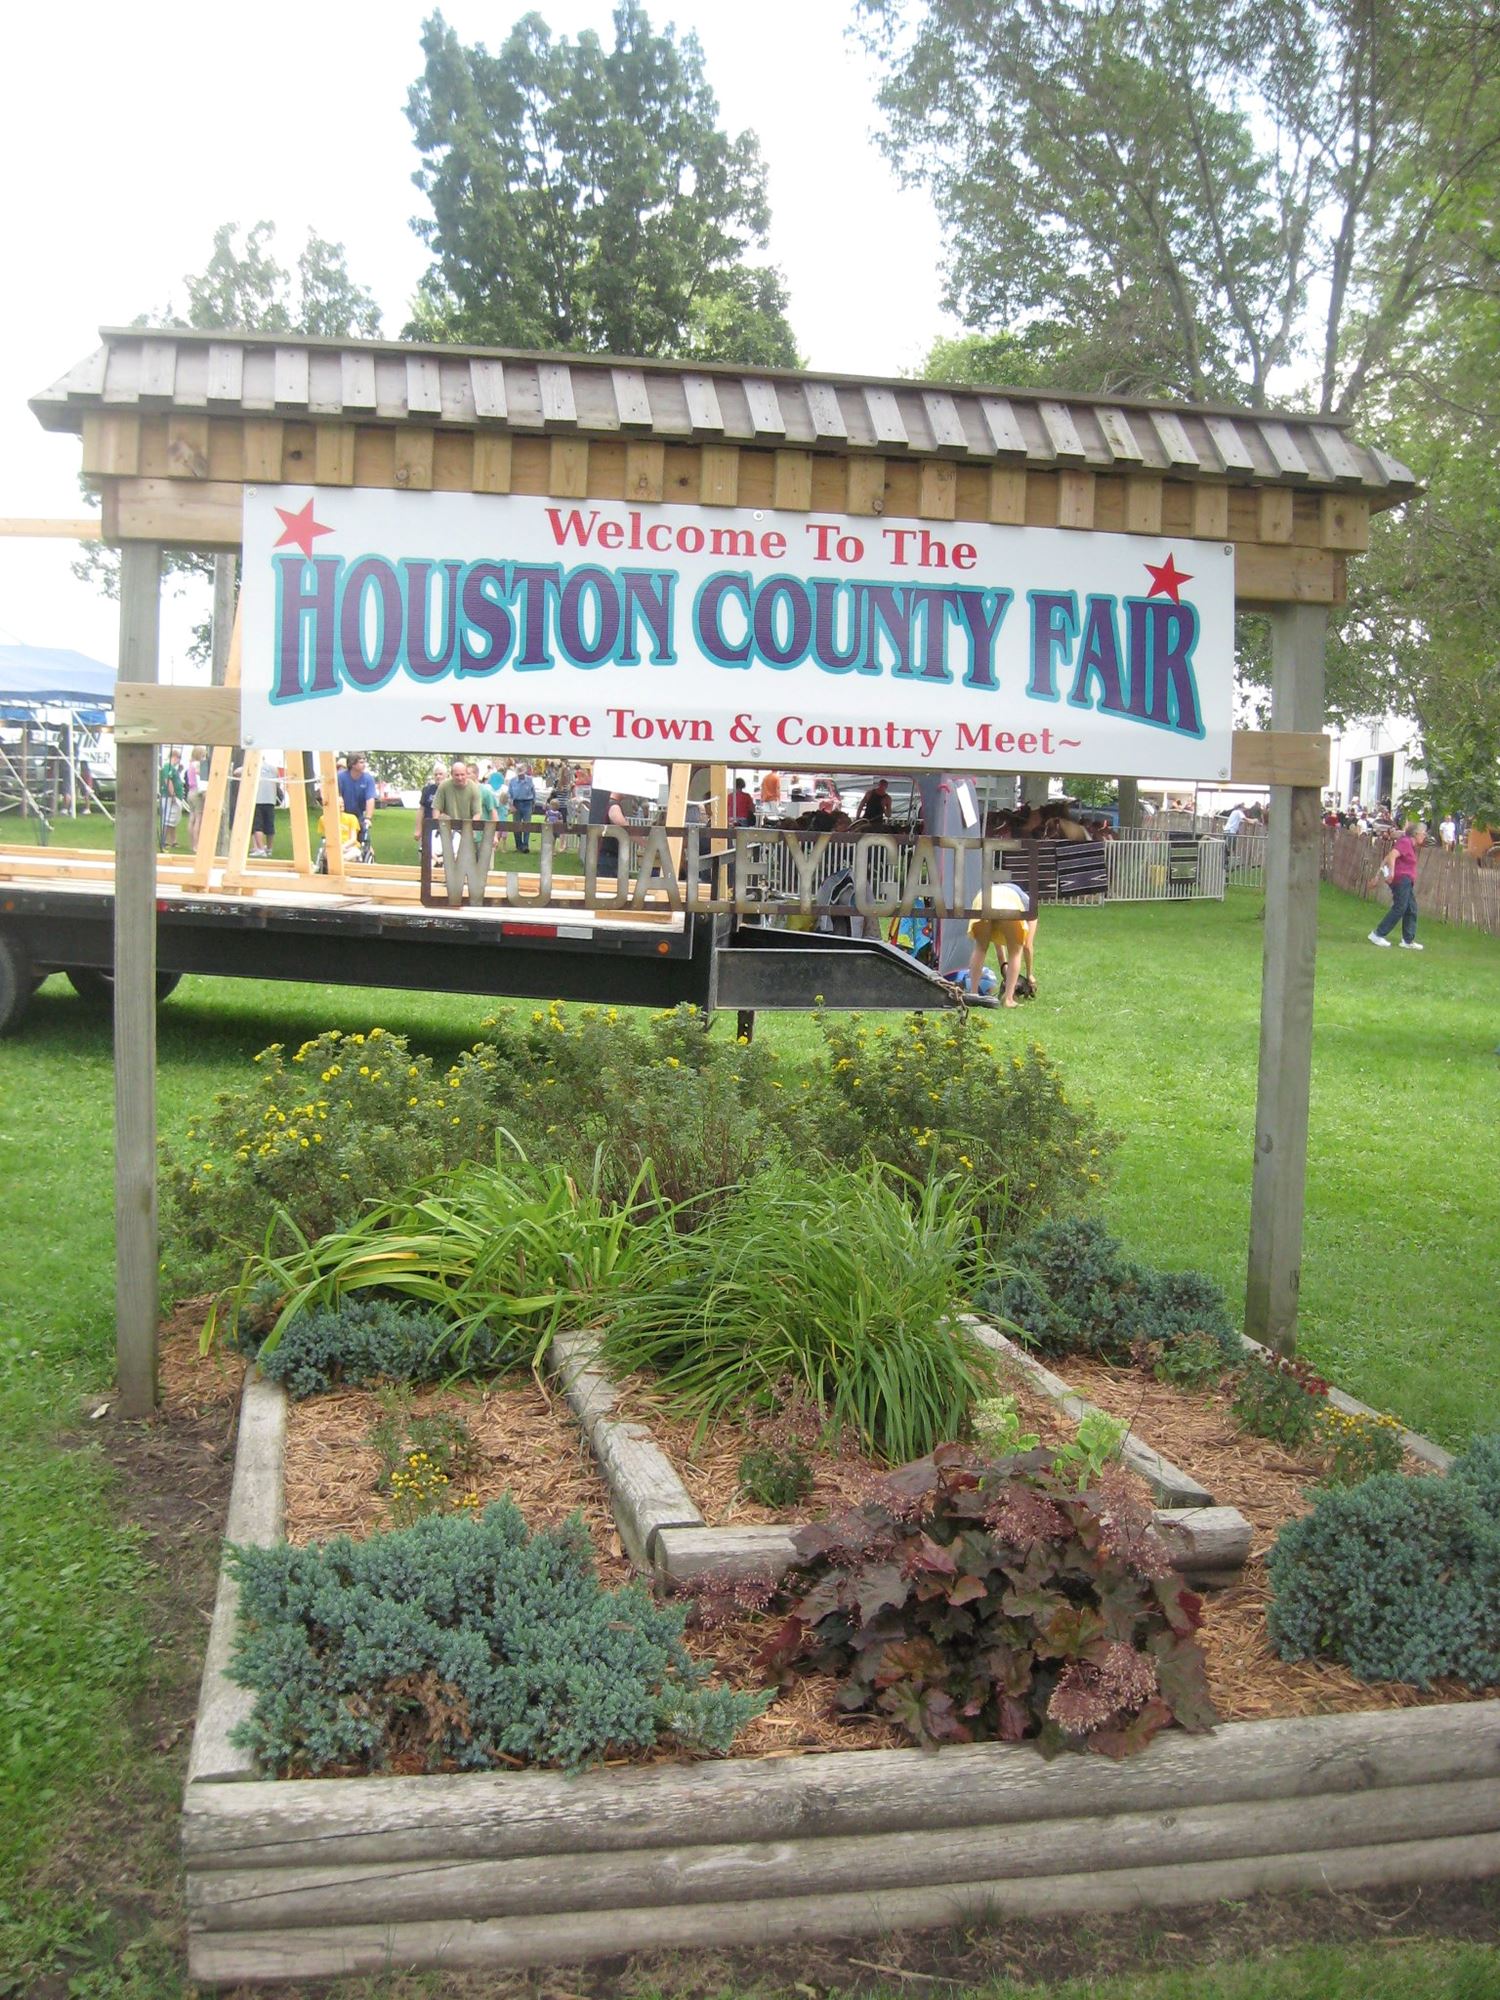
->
434 759 493 852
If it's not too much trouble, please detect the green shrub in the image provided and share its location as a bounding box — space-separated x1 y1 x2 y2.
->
981 1217 1240 1371
1144 1328 1234 1391
247 1300 492 1399
227 1501 769 1775
799 1016 1115 1238
1450 1433 1500 1513
1267 1442 1500 1687
600 1165 996 1464
737 1446 814 1509
1232 1352 1330 1450
163 1029 500 1261
1050 1409 1129 1490
760 1444 1216 1755
469 1002 801 1219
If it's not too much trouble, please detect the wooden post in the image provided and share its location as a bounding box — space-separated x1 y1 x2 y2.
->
1245 605 1327 1355
115 541 163 1415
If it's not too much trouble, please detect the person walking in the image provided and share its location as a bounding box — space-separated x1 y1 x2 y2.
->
1368 822 1423 949
507 762 537 852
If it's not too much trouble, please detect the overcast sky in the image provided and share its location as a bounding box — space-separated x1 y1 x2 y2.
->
0 0 954 674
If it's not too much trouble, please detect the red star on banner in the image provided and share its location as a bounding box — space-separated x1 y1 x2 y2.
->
273 498 334 558
1144 552 1193 604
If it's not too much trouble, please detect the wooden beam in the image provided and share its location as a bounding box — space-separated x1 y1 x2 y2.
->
114 542 162 1417
317 752 345 883
104 477 242 549
1229 730 1329 788
1245 604 1328 1355
222 750 264 891
0 516 104 539
1234 544 1344 606
113 683 241 746
286 750 313 875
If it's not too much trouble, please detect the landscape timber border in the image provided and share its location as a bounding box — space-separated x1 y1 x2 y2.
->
548 1329 1248 1586
182 1367 1498 1986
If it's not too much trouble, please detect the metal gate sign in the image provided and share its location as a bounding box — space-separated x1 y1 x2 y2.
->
239 486 1235 778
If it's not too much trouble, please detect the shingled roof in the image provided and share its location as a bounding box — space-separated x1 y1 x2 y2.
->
32 327 1417 507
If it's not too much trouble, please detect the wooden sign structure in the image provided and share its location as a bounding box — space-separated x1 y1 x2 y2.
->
29 329 1416 1413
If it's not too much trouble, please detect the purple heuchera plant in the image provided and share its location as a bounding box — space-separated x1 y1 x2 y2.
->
757 1443 1216 1758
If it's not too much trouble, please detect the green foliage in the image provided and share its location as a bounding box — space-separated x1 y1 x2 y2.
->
247 1299 481 1399
1232 1352 1330 1451
804 1015 1114 1238
1267 1440 1500 1687
863 0 1500 418
600 1165 996 1464
237 1141 662 1367
406 3 797 363
760 1444 1215 1754
228 1500 767 1774
175 219 381 339
1144 1328 1237 1391
367 1397 482 1527
972 1392 1040 1458
982 1216 1239 1370
163 1028 499 1262
472 1000 797 1220
1051 1410 1129 1492
737 1445 814 1510
1313 1405 1406 1490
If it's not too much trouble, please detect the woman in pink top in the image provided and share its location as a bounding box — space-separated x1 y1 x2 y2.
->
1368 824 1422 948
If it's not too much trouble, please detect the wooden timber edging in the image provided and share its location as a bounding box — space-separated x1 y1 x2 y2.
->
959 1315 1215 1508
549 1329 1249 1583
183 1357 1499 1985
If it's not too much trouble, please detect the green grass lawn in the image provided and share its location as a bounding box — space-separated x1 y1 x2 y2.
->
1 875 1496 1995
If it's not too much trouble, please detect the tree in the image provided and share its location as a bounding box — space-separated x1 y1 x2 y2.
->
179 222 382 340
406 4 798 364
859 1 1500 414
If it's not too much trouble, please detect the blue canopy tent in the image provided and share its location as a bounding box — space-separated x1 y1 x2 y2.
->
0 644 116 818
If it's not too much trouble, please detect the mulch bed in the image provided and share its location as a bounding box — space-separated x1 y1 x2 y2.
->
164 1313 1493 1759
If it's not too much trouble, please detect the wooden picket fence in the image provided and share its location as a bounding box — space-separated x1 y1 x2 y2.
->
1322 827 1500 938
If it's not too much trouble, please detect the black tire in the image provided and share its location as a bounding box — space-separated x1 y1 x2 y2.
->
0 932 36 1036
66 967 183 1005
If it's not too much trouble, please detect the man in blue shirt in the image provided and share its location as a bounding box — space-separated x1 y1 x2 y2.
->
338 753 378 846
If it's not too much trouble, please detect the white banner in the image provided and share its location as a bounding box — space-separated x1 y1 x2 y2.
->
239 486 1235 779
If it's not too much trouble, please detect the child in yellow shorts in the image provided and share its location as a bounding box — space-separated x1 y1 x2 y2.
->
967 881 1036 1007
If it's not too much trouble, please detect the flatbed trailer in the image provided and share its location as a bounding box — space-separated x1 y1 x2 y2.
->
0 860 958 1034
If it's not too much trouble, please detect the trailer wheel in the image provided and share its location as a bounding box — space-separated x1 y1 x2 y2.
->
66 967 183 1005
0 932 37 1036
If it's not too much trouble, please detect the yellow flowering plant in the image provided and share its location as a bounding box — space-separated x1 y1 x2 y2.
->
163 1028 498 1269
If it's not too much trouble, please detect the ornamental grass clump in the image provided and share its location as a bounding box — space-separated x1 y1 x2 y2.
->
227 1501 769 1776
599 1165 994 1464
758 1444 1215 1756
1267 1437 1500 1688
229 1140 666 1368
